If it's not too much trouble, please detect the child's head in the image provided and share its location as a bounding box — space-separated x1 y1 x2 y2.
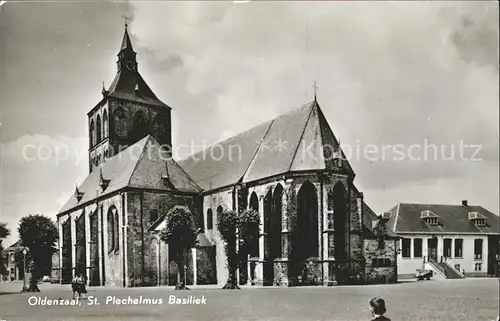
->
369 297 386 315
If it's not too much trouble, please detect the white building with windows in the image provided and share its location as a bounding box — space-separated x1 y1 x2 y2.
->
386 201 499 279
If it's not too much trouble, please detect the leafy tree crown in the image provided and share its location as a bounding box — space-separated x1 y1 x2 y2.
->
217 210 239 242
159 205 197 252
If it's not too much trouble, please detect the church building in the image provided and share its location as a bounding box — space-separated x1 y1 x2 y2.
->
56 25 397 287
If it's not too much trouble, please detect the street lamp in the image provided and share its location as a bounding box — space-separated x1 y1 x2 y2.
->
22 248 28 292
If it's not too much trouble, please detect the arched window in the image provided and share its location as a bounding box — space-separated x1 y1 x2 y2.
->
89 120 95 147
332 182 348 260
113 107 127 137
271 184 284 258
207 209 213 230
150 210 159 224
96 115 102 143
249 192 258 211
107 207 115 252
296 181 319 259
150 238 158 285
216 206 223 229
114 210 119 251
130 111 148 143
152 113 167 143
103 110 108 138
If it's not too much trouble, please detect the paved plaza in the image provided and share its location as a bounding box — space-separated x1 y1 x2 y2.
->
0 278 498 321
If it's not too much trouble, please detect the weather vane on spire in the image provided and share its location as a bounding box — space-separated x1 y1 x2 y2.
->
122 14 131 27
312 80 318 101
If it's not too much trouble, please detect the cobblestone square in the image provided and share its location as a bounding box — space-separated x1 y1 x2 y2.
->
0 279 498 321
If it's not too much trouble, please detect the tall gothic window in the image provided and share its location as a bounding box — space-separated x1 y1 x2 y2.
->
107 207 115 252
103 110 108 138
130 111 148 143
216 206 223 229
90 120 95 147
113 107 127 137
296 181 319 259
249 192 258 211
96 115 102 143
152 113 167 144
114 210 119 251
207 209 213 230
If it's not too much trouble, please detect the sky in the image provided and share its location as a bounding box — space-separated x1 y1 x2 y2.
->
0 0 498 247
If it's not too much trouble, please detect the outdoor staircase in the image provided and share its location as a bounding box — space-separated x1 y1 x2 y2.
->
437 262 464 279
427 258 464 279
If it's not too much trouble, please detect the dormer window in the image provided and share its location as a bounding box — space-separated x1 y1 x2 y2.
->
468 212 487 227
421 210 439 226
98 169 110 192
75 186 84 202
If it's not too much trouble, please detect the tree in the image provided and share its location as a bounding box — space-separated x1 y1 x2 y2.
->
238 209 260 285
218 209 240 289
159 205 197 290
18 214 58 292
239 209 260 259
0 222 10 276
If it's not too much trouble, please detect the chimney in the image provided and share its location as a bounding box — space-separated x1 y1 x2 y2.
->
462 200 468 206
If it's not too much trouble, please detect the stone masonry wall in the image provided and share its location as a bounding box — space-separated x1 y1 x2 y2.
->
364 238 397 284
203 188 234 286
126 190 198 287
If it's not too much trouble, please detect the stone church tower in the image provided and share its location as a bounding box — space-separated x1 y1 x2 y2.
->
87 24 172 173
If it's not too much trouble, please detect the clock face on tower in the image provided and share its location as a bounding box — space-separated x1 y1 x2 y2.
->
126 61 136 71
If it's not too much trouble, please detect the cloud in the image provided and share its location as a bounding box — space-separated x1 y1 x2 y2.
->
128 1 498 193
0 134 87 245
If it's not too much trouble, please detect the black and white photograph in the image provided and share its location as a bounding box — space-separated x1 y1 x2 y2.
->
0 1 498 320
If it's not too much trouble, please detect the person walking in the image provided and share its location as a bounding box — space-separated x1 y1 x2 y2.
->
71 272 87 300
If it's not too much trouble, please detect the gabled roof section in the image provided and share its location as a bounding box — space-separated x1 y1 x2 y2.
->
179 100 355 191
420 210 439 219
468 211 487 220
58 136 201 215
387 203 500 234
363 202 398 238
243 101 316 182
6 240 23 250
128 138 202 193
178 119 272 191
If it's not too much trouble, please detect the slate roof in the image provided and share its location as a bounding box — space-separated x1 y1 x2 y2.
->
179 100 354 191
58 136 201 215
387 203 500 234
107 71 169 108
6 240 23 250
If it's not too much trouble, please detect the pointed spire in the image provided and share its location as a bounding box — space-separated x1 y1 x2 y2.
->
101 81 108 96
312 80 318 102
120 21 134 52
